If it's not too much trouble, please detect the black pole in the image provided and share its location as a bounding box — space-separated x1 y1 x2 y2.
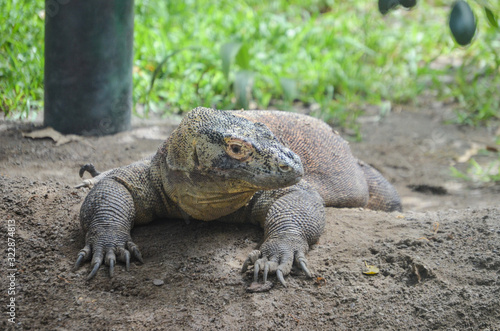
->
44 0 134 135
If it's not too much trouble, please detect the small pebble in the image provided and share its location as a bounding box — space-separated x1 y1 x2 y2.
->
153 279 164 286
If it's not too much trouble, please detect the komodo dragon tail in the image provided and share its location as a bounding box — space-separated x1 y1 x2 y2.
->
358 160 402 212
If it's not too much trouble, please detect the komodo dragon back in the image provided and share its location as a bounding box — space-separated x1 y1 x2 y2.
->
74 107 402 288
233 110 401 211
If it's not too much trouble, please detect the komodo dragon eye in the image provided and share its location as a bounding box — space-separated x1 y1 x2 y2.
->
224 137 253 162
231 145 241 154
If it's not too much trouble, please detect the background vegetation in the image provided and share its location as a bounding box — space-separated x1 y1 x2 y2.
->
0 0 500 181
1 0 499 180
1 0 498 123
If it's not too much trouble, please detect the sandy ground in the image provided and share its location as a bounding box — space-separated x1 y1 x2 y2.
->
1 100 499 330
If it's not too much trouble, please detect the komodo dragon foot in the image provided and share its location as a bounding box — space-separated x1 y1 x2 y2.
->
74 163 113 189
242 235 312 288
74 163 101 189
74 240 144 280
240 184 324 289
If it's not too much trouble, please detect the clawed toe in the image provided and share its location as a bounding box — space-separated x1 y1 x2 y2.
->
79 163 101 178
296 253 313 278
73 245 91 270
276 269 286 287
242 250 261 273
127 241 144 264
108 259 115 277
74 240 143 280
298 260 312 278
242 245 312 288
105 248 116 277
87 261 102 280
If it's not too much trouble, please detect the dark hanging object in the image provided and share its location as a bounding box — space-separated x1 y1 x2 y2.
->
449 0 476 46
378 0 400 15
399 0 417 9
44 0 134 135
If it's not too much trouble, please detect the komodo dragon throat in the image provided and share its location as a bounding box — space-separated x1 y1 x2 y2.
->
74 107 401 288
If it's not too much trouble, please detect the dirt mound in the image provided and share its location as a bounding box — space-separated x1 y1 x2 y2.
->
1 104 499 330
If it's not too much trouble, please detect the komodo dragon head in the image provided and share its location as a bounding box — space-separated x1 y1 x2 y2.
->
159 107 303 221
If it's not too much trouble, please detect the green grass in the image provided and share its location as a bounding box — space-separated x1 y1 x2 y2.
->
450 135 500 184
1 0 499 130
132 0 449 125
1 0 44 119
451 157 500 183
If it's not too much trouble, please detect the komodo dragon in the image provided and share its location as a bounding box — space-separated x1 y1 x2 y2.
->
74 107 401 288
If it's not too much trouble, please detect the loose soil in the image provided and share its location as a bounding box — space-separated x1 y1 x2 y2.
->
1 100 499 330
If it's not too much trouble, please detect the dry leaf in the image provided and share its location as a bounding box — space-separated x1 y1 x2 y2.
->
23 127 92 147
455 143 482 163
362 261 379 275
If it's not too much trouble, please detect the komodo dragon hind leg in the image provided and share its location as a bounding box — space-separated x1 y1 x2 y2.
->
75 163 112 189
79 163 101 178
241 182 325 288
76 155 156 189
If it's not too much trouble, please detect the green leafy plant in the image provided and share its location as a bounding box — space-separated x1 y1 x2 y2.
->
1 0 498 134
451 157 500 183
0 0 44 119
220 42 254 109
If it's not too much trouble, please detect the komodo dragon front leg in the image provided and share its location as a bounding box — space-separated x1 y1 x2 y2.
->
237 182 325 287
74 159 170 279
75 176 142 279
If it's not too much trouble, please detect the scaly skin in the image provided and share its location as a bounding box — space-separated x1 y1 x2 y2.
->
74 107 401 287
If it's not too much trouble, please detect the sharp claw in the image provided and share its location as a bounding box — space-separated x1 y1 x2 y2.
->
87 262 101 280
127 242 144 264
105 249 116 278
241 259 250 273
299 260 312 278
87 247 104 280
74 253 85 270
109 258 115 277
132 247 143 264
74 245 91 270
277 269 287 287
263 263 269 283
124 250 131 272
253 263 260 282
